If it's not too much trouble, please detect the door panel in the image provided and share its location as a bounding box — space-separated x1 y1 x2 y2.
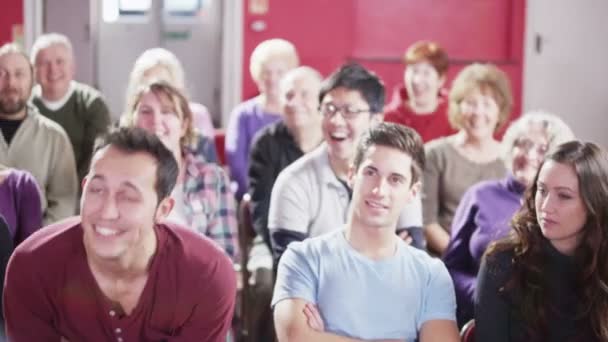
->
524 0 608 147
97 0 222 122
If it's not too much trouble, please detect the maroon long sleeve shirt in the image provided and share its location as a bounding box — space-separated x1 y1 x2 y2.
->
3 217 236 342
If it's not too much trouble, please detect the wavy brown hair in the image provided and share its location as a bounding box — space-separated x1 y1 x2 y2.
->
487 140 608 340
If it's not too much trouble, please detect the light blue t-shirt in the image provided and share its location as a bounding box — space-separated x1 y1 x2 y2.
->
271 229 456 341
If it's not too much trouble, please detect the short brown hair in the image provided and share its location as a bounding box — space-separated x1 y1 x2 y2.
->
353 122 425 186
448 63 513 132
404 41 449 77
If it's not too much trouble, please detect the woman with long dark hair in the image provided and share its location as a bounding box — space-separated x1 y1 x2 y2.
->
475 140 608 341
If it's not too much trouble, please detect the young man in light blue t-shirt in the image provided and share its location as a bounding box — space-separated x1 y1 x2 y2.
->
272 122 459 342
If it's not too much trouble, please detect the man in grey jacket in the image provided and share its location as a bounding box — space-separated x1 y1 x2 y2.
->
0 43 77 225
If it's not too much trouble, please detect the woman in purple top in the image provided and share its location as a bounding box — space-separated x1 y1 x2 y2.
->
225 38 299 199
0 167 43 245
443 112 574 326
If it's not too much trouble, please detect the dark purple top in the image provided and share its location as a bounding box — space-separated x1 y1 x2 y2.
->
0 169 43 245
443 174 525 326
224 98 281 200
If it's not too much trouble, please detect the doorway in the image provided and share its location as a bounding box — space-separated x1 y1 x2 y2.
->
97 0 223 123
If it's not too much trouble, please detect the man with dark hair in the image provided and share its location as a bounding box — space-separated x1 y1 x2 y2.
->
268 63 424 263
3 127 236 341
273 122 459 342
0 42 78 224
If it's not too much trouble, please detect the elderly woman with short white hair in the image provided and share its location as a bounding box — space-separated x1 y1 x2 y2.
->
443 111 575 327
225 38 299 200
125 48 218 162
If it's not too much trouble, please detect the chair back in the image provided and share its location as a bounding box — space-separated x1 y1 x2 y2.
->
236 194 257 341
460 319 475 342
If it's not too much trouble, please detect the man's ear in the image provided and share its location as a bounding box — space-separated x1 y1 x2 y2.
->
438 75 446 88
409 180 422 198
370 113 384 126
154 196 175 222
347 165 356 189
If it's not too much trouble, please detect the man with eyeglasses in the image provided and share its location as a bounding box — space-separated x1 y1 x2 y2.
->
272 123 459 342
267 63 424 264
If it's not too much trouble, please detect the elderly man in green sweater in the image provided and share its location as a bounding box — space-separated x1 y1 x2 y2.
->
30 33 111 186
0 43 77 225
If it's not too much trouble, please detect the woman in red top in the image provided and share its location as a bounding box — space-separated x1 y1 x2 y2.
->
384 41 455 142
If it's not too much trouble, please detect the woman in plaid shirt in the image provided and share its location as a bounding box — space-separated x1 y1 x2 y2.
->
121 80 239 262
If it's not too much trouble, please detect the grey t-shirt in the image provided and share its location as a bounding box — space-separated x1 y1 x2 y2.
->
422 137 506 232
268 144 423 238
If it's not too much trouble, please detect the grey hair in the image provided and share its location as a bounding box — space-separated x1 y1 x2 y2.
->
279 66 323 94
124 48 187 123
502 110 575 168
249 38 299 82
30 33 73 64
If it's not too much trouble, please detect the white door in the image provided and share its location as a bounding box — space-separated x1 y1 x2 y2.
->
97 0 223 123
523 0 608 148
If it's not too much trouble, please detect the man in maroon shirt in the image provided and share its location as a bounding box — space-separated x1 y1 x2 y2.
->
3 127 236 341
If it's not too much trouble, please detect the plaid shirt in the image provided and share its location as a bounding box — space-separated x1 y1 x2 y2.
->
180 149 239 262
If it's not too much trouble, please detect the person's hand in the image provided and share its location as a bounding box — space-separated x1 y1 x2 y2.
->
303 303 325 332
398 230 413 245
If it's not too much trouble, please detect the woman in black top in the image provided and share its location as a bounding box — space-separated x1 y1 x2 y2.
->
475 141 608 342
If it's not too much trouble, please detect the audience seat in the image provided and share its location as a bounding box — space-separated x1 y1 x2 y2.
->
236 194 257 341
460 319 475 342
214 129 226 166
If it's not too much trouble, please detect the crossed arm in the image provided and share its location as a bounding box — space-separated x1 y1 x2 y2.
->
274 299 459 342
274 298 405 342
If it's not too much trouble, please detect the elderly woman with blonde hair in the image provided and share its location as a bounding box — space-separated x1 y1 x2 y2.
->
423 63 513 256
125 47 218 162
121 80 238 262
443 111 574 326
225 38 299 199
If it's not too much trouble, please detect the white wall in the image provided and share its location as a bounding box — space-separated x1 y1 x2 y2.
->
524 0 608 148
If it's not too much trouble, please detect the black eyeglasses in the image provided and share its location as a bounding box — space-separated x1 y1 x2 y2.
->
318 102 371 120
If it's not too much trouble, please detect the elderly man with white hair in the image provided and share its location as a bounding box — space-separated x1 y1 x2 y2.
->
30 33 111 185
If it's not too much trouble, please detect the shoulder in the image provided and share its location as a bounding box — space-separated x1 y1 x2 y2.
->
251 121 282 147
11 217 82 265
480 247 515 285
7 168 36 184
7 169 40 192
464 179 504 199
423 137 452 168
424 136 451 153
188 101 209 115
26 107 71 140
282 230 342 266
72 82 107 106
230 98 258 118
274 146 322 186
403 244 449 273
160 222 234 273
158 223 236 298
184 151 229 184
